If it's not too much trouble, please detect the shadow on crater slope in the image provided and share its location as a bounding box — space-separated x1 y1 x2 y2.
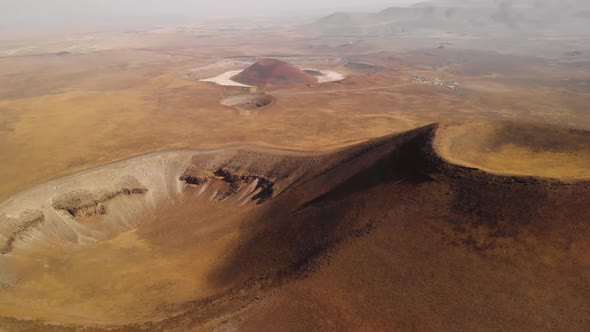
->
1 121 590 331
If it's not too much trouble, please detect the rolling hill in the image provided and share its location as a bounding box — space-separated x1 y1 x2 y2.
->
305 1 590 37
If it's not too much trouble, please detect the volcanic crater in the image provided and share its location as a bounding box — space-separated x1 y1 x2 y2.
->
220 93 276 110
1 121 590 331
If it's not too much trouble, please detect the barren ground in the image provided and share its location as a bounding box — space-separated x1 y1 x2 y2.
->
0 25 588 203
1 19 590 332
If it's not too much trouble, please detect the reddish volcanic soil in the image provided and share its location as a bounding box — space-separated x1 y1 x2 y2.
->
231 58 317 88
2 121 590 331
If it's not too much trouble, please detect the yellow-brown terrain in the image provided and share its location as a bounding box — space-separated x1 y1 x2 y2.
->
1 16 590 332
1 123 590 331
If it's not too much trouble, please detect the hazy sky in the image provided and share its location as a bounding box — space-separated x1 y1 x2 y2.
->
1 0 416 22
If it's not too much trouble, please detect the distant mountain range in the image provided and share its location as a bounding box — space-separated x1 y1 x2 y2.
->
305 0 590 37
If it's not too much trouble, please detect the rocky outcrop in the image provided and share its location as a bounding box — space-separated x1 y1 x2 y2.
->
0 210 44 255
52 179 148 217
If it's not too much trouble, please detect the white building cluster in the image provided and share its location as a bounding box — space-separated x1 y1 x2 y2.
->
413 76 458 90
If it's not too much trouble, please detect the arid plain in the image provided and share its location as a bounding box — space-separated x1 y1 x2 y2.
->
1 9 590 331
3 22 590 203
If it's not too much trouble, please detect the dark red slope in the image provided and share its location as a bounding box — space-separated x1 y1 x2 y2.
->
231 58 317 88
4 123 590 331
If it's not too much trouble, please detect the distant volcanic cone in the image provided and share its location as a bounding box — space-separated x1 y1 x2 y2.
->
231 58 317 88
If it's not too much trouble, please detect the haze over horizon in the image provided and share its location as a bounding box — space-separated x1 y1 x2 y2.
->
2 0 590 330
1 0 415 23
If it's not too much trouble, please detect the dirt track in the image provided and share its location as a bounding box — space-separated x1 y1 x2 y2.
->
274 82 418 95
